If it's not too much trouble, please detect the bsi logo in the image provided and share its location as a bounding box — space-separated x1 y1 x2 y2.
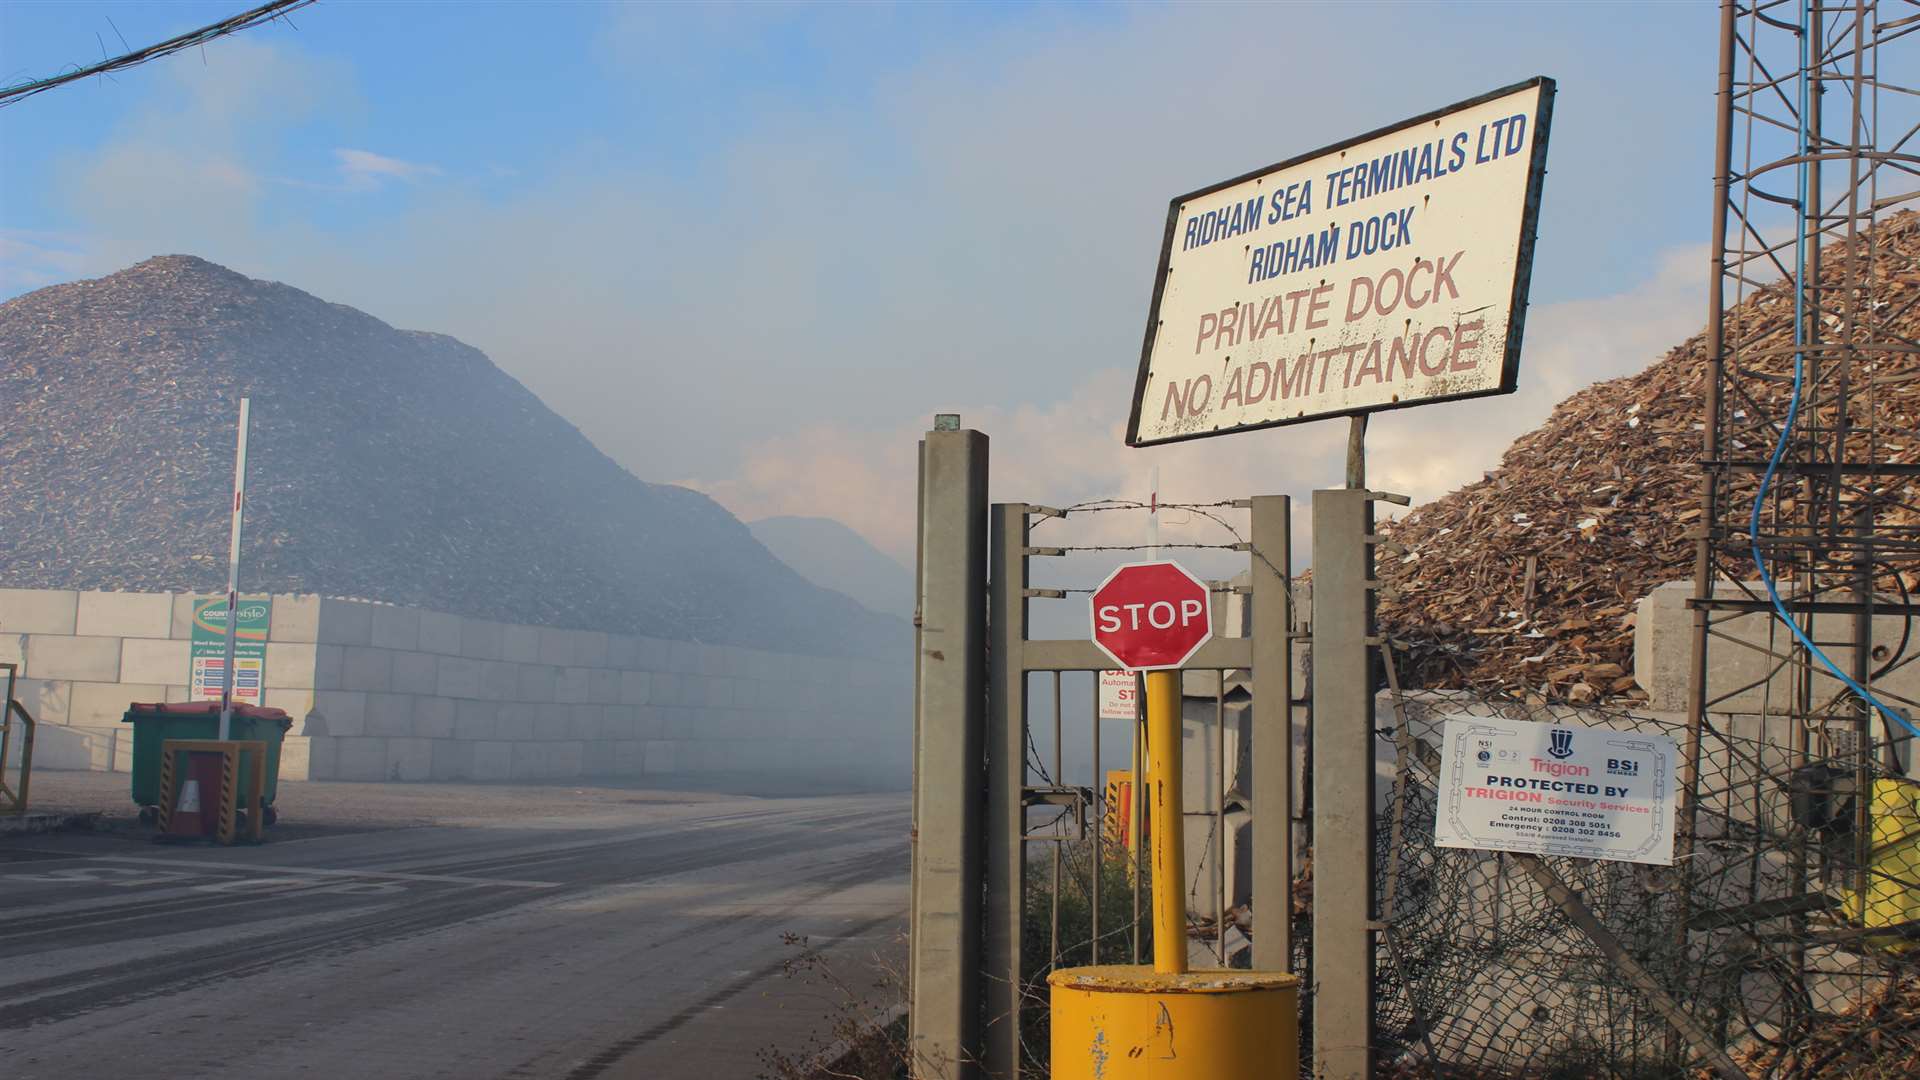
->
1547 728 1575 760
1607 758 1640 777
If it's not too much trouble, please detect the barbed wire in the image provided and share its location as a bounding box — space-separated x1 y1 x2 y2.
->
1 0 317 108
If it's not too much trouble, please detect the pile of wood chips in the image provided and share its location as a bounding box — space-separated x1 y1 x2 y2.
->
1377 211 1920 702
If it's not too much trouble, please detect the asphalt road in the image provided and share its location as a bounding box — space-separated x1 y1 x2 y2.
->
0 773 909 1079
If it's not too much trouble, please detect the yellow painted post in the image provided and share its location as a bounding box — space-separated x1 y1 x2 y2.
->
1145 668 1187 974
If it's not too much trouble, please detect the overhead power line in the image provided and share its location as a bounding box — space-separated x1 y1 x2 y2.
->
0 0 318 108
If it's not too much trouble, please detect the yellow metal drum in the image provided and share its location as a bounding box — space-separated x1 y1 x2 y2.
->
1860 777 1920 954
1047 965 1300 1079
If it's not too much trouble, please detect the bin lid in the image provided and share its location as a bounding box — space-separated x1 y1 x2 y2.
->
124 701 292 726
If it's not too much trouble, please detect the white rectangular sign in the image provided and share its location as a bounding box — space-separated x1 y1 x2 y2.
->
1097 669 1139 721
1434 716 1677 865
1128 78 1553 446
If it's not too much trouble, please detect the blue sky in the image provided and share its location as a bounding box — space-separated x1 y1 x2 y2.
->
2 1 1722 560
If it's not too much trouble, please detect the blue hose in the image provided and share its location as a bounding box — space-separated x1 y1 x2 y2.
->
1748 0 1920 744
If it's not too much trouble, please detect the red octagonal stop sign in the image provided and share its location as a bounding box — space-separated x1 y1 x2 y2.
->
1089 560 1213 671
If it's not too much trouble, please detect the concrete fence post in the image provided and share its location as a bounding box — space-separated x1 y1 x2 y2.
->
908 420 988 1079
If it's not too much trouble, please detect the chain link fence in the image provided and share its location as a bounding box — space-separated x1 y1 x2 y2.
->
1366 686 1920 1078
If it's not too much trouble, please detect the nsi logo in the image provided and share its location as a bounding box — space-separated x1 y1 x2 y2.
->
1547 729 1576 760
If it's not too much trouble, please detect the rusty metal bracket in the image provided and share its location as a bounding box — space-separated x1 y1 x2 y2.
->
1022 784 1093 841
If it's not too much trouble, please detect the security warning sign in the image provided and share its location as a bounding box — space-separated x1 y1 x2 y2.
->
1434 716 1677 865
1128 77 1553 445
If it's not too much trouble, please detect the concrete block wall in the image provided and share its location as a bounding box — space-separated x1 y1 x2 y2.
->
1634 580 1920 715
300 597 908 785
3 588 909 788
0 588 320 780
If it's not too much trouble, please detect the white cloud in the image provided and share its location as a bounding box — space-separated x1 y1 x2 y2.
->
694 244 1707 567
0 229 90 293
334 148 440 191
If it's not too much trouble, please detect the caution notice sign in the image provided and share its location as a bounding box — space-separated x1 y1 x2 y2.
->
1434 716 1677 865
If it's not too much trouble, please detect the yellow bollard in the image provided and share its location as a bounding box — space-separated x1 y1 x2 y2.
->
1145 669 1187 975
1048 667 1300 1078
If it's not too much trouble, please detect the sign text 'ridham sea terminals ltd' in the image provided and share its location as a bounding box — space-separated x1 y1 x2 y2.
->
1127 77 1554 446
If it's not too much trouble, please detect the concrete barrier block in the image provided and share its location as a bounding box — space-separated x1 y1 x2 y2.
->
335 738 389 781
269 594 322 644
266 642 320 690
537 628 572 668
365 693 414 737
120 638 190 686
317 600 375 646
517 664 558 702
697 646 726 677
414 696 455 739
341 647 394 692
170 594 212 640
568 704 601 741
643 740 677 774
535 702 570 739
265 688 316 725
0 589 78 635
436 657 485 699
600 705 639 740
455 698 500 739
430 738 474 781
392 651 439 696
637 707 666 740
650 672 680 706
472 741 513 780
620 670 651 705
370 607 421 651
67 680 156 722
582 740 618 776
557 667 592 704
418 612 462 656
459 618 506 661
495 705 535 740
634 637 672 671
385 737 432 781
481 660 518 700
0 632 22 669
589 669 621 706
502 623 541 663
614 740 646 775
510 742 546 780
667 641 698 674
27 635 121 682
309 690 368 737
279 735 312 781
306 735 339 780
606 634 640 670
76 591 172 639
315 645 345 689
31 724 120 771
665 708 698 741
577 632 609 669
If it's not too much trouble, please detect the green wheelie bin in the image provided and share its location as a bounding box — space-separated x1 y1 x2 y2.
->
122 702 293 825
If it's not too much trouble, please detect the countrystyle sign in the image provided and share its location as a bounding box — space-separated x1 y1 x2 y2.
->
1127 77 1554 446
188 595 271 705
1089 561 1213 671
1433 716 1678 865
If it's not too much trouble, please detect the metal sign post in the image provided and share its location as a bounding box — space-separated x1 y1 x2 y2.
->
218 397 250 742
